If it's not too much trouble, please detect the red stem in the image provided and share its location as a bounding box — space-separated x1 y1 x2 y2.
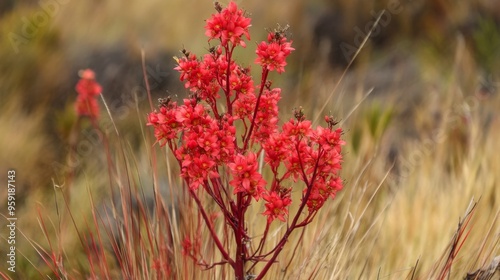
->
247 222 270 271
243 68 269 150
225 45 235 115
234 191 247 279
254 145 323 279
189 188 235 268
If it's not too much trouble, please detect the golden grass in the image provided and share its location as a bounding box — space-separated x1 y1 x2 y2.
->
1 1 499 279
2 68 499 279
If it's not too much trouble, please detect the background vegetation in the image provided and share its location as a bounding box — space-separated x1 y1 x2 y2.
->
1 0 499 279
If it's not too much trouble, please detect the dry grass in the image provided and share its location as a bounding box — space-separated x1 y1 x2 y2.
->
1 1 499 279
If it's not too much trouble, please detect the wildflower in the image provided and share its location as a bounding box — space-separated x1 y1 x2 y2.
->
233 93 257 119
147 102 181 145
148 2 344 277
197 131 219 154
228 66 254 97
304 189 326 212
315 126 345 153
283 150 303 182
326 176 343 198
181 153 219 190
229 152 266 200
75 69 101 119
75 96 99 120
251 88 281 142
255 30 294 73
205 1 251 47
214 115 236 163
282 118 313 139
262 132 291 169
262 191 291 223
174 54 202 90
175 99 207 127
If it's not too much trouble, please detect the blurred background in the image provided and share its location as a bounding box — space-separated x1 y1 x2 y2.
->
1 0 499 278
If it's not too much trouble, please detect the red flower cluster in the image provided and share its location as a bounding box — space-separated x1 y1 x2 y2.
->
261 112 344 214
228 152 266 200
148 1 344 224
205 1 251 47
148 98 236 190
148 2 345 278
255 30 295 73
263 191 292 222
75 69 101 119
251 87 280 143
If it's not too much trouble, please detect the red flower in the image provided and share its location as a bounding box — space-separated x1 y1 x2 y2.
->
75 70 101 98
326 176 343 198
233 93 257 119
283 119 313 139
251 88 281 143
146 4 346 267
181 153 219 190
197 130 219 157
174 54 202 90
75 96 100 119
262 191 291 223
214 116 236 163
175 99 207 126
315 126 345 153
229 152 266 200
75 69 101 119
228 66 254 97
283 151 303 182
304 189 326 212
255 32 294 73
205 1 251 47
262 132 291 169
147 104 181 146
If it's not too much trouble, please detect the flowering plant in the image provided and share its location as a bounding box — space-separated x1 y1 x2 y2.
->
75 69 101 120
147 2 344 279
